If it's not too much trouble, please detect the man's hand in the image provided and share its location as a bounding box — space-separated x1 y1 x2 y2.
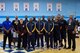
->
72 31 76 34
21 33 24 36
48 32 50 35
60 26 62 30
38 32 41 34
6 30 9 34
29 32 32 36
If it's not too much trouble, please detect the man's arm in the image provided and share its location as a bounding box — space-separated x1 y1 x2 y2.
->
40 22 44 32
32 23 36 33
50 23 54 32
44 23 48 33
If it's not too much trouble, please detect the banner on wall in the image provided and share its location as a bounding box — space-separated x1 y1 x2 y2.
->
56 3 62 11
47 3 52 11
0 3 5 11
13 2 19 11
33 3 39 11
24 3 29 11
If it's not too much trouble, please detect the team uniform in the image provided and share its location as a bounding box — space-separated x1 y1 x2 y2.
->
41 19 47 42
60 19 67 48
3 20 12 49
17 22 26 49
33 19 37 45
36 20 44 48
12 20 20 47
23 18 28 49
54 21 61 49
67 19 76 51
45 21 54 48
26 21 35 50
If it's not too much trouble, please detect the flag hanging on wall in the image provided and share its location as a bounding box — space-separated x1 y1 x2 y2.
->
24 3 29 11
33 3 39 11
47 3 52 11
56 3 62 11
13 2 19 11
0 3 5 11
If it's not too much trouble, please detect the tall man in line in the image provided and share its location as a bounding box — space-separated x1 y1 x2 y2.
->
23 15 28 50
60 16 67 48
41 16 47 42
26 18 36 50
67 15 76 51
23 15 28 25
32 16 37 45
44 17 54 49
17 19 27 49
36 17 44 48
12 16 20 47
53 16 61 50
3 16 12 50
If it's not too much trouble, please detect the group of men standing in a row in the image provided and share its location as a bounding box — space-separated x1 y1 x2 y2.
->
2 15 76 51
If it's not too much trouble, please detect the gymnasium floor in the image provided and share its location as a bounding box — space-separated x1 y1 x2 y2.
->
0 33 80 53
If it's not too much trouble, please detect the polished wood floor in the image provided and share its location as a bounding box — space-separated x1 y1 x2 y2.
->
0 33 80 53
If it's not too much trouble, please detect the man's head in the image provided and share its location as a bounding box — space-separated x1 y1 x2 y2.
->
6 16 9 21
69 15 73 19
15 16 18 20
55 16 59 22
42 16 45 20
48 16 51 21
30 18 33 22
20 19 23 24
61 15 64 20
38 17 41 21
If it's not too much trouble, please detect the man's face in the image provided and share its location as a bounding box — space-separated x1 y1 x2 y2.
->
57 17 60 20
30 18 33 22
38 18 41 21
20 19 23 24
69 16 73 19
61 16 64 20
48 17 50 21
55 17 58 22
15 16 18 20
42 16 45 20
6 17 9 21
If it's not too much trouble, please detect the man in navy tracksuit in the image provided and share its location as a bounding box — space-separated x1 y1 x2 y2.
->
12 16 20 47
60 16 67 48
54 17 61 49
67 15 76 51
41 16 47 42
44 17 54 49
17 19 27 49
26 18 35 50
3 16 12 50
36 18 44 48
32 16 37 45
23 15 28 25
23 15 28 49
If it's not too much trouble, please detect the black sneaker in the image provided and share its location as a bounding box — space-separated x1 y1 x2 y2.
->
60 43 63 47
72 49 75 51
3 48 5 50
33 48 35 50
